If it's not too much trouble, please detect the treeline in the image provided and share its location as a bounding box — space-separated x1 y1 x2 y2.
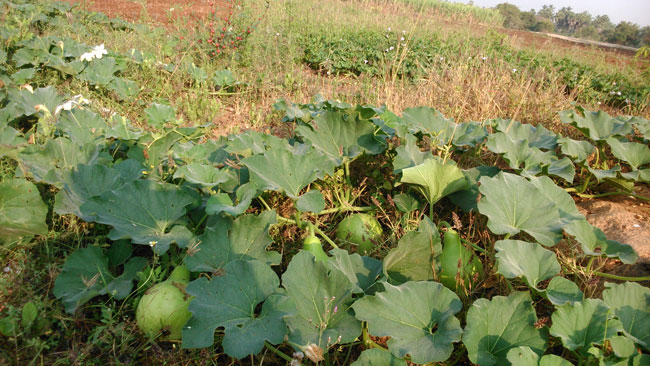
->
495 3 650 48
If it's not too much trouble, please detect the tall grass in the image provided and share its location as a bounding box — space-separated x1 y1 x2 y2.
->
393 0 504 25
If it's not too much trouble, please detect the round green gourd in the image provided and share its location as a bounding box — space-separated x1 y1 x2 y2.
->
136 265 192 341
335 213 383 255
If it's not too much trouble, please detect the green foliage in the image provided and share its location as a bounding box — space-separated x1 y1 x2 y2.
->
353 281 463 363
53 246 146 314
463 292 547 366
495 239 561 288
550 299 620 354
400 158 469 206
183 260 286 356
478 172 563 246
0 178 48 245
602 282 650 349
80 180 199 254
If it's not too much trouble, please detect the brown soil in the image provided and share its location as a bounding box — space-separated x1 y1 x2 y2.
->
61 0 231 26
575 185 650 284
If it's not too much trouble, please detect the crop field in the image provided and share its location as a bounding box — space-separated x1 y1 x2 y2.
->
1 0 649 365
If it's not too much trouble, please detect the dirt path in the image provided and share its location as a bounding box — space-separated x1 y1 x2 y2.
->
61 0 230 26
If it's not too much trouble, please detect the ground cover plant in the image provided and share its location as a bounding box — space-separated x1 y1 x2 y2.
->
1 0 649 365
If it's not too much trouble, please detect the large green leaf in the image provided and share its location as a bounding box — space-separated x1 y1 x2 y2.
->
558 137 594 162
242 147 330 199
478 172 563 246
463 291 547 366
0 179 48 245
0 125 27 159
295 190 326 213
602 282 650 349
326 248 383 294
295 110 383 165
605 137 650 170
383 217 440 284
172 163 234 188
564 220 638 264
56 108 107 144
506 346 573 366
205 182 257 216
486 133 573 182
144 103 176 129
184 210 280 272
527 176 584 225
392 133 430 173
17 137 110 186
400 158 469 205
351 349 407 366
448 166 501 212
559 109 632 141
9 86 65 117
353 281 462 363
182 260 286 357
80 57 120 85
53 246 146 313
401 107 455 143
543 277 583 306
495 240 560 289
80 180 198 254
549 299 620 354
491 119 558 150
54 164 139 221
281 251 361 349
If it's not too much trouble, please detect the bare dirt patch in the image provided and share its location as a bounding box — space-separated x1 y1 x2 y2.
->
61 0 230 26
576 185 650 283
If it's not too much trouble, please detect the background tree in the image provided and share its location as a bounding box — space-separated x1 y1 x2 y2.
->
495 3 523 29
537 4 555 20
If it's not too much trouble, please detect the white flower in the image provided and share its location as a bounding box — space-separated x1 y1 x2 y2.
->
387 27 391 31
512 68 517 73
597 101 601 105
440 57 445 61
364 59 368 64
400 37 405 41
80 44 108 61
616 91 621 96
54 94 90 115
3 266 10 273
169 7 174 11
389 46 394 51
276 32 280 36
481 56 487 61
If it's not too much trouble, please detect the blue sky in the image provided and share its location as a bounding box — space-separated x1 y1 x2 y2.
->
452 0 650 27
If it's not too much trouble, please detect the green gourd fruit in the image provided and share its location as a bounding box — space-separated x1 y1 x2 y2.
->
335 213 383 255
136 265 192 341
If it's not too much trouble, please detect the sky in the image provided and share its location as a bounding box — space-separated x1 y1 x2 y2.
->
451 0 650 27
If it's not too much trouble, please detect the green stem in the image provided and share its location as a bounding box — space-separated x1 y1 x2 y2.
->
576 191 650 202
362 322 388 351
317 206 373 215
258 196 272 211
276 215 339 249
344 160 351 185
461 238 487 255
578 175 592 194
194 213 209 230
591 271 650 282
503 233 512 240
264 342 292 362
586 257 596 273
